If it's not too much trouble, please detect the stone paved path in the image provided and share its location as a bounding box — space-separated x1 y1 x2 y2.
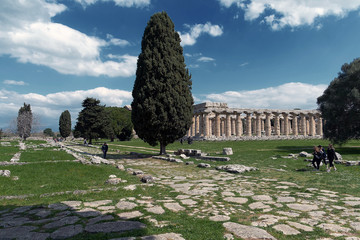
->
0 140 360 239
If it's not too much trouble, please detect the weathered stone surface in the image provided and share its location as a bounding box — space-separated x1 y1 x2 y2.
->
350 222 360 231
145 206 165 214
317 223 352 232
209 215 230 222
75 208 101 217
346 161 360 166
273 224 300 235
51 224 83 239
48 203 69 211
43 216 80 229
299 151 312 157
141 233 185 240
0 226 38 239
216 164 258 174
180 199 197 205
197 163 211 168
141 175 154 183
287 221 313 232
0 170 11 177
87 215 114 225
61 201 82 209
252 195 272 201
85 221 146 233
124 185 137 191
344 201 360 206
223 222 276 240
164 203 185 212
116 164 125 170
117 211 143 219
276 197 296 203
224 197 248 204
287 203 318 211
223 148 233 155
197 156 230 161
84 200 112 208
116 201 137 210
249 202 271 210
180 154 190 159
133 170 144 175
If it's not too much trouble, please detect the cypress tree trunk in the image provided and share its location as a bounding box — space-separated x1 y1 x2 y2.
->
160 142 166 155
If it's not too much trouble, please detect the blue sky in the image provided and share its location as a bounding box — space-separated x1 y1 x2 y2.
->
1 0 360 131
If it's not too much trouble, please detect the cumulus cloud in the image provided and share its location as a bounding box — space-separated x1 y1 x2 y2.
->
201 82 327 110
218 0 360 30
0 0 137 77
178 22 223 46
3 80 27 86
106 34 131 47
0 87 133 129
75 0 150 8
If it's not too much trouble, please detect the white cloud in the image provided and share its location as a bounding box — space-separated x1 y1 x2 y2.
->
201 82 327 110
75 0 150 8
3 80 27 86
239 62 249 67
106 34 131 47
178 22 223 46
197 57 215 62
0 87 133 129
0 0 137 77
218 0 360 30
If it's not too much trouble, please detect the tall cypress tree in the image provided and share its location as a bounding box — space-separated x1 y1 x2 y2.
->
17 103 32 140
131 12 193 155
59 110 71 139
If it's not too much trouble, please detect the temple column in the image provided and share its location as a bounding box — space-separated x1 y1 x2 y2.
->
204 113 209 137
231 118 236 135
273 113 280 136
300 114 307 136
265 112 271 136
236 113 243 136
280 118 284 135
309 114 316 136
226 113 231 137
256 112 262 137
292 114 298 136
191 116 195 136
194 114 199 136
283 113 289 136
198 114 203 136
245 112 252 136
316 114 323 136
215 113 221 137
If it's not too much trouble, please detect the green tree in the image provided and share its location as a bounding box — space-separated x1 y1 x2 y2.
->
74 97 113 144
131 12 193 155
105 107 133 141
17 103 32 140
317 58 360 144
59 110 71 139
43 128 54 137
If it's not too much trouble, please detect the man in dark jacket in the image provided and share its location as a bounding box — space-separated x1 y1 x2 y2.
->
102 142 108 159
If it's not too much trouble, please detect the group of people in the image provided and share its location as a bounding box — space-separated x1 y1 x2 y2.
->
312 144 338 172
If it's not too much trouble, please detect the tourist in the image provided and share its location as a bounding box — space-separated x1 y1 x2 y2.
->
102 142 108 159
318 145 327 166
312 146 322 170
84 139 87 146
326 144 337 172
187 137 193 144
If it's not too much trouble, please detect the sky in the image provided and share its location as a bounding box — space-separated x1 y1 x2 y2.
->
1 0 360 131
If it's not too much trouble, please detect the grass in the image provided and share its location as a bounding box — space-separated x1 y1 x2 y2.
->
1 137 360 240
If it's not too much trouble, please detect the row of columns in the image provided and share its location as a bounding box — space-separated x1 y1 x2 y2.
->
187 111 323 138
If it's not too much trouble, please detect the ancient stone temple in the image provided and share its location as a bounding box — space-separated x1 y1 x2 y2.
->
187 102 323 140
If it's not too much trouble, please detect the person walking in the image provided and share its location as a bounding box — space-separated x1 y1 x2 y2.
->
312 145 322 170
102 142 108 159
318 145 327 167
326 144 337 172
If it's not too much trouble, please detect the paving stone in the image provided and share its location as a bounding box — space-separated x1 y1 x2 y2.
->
223 222 276 240
248 202 271 210
117 211 143 219
48 203 70 211
12 206 32 214
75 208 101 217
124 185 137 190
317 223 352 232
145 206 165 214
43 216 80 229
180 199 197 205
309 211 326 217
164 203 185 212
276 196 296 203
98 205 116 211
223 197 248 204
276 211 300 217
141 232 185 240
252 195 272 201
287 221 313 232
51 224 83 239
175 195 190 199
61 201 82 209
287 203 318 211
350 222 360 231
84 200 112 208
0 226 49 240
344 201 360 206
85 220 146 233
222 191 235 197
273 224 300 235
251 215 287 227
87 215 114 225
116 201 138 210
209 215 231 222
